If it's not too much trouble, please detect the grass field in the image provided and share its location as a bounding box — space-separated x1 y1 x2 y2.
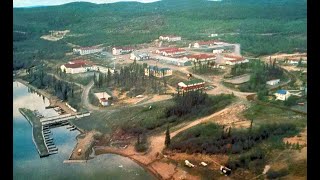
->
71 93 234 134
243 103 307 128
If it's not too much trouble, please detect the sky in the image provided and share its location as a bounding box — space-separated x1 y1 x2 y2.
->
13 0 160 8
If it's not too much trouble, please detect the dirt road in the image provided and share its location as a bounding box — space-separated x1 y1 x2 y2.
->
82 80 100 111
98 101 250 179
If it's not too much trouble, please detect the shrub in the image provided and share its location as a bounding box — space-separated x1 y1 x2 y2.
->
267 169 289 179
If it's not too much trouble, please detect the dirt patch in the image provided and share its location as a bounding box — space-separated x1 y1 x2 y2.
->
69 131 101 160
167 152 228 171
40 30 70 41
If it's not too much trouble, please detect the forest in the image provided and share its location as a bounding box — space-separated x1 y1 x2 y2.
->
13 0 306 70
23 66 81 109
93 61 169 96
170 122 299 155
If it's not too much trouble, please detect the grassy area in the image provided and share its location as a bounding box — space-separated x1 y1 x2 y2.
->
88 90 100 107
188 67 225 76
243 103 307 128
19 108 48 157
72 93 234 134
65 72 94 86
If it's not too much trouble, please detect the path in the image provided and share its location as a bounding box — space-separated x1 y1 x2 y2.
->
48 73 100 111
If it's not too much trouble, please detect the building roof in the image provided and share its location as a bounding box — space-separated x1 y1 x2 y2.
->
224 55 245 61
267 79 280 82
63 59 94 68
178 79 205 87
160 35 181 38
196 40 220 45
100 98 108 102
160 48 185 53
157 47 182 52
276 90 288 95
69 60 94 65
95 92 112 100
133 52 149 57
75 46 103 50
186 54 216 60
64 63 89 68
113 46 134 50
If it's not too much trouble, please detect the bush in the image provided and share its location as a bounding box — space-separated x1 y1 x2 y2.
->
134 143 148 152
267 169 289 179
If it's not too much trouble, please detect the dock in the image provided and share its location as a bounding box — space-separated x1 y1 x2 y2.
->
19 108 91 158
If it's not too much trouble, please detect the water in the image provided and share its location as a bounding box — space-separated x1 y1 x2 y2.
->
13 81 155 180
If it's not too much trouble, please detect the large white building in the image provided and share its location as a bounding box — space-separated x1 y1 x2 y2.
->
183 54 216 62
154 55 192 67
73 46 104 55
274 90 291 101
130 52 150 61
155 47 186 57
224 55 249 65
60 60 95 74
112 47 135 55
159 35 181 42
193 40 223 48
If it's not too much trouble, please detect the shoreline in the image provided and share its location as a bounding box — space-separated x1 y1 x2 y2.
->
94 146 164 180
19 108 49 157
15 79 79 115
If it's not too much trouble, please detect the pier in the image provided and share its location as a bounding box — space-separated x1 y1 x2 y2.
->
19 108 91 158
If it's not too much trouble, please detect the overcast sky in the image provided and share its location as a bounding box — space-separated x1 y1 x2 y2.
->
13 0 160 7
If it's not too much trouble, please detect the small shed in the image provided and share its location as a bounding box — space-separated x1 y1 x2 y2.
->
94 92 113 106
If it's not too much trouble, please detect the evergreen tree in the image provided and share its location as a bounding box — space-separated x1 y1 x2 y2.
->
165 125 171 147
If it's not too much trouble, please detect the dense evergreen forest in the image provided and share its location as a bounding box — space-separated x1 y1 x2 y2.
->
13 0 306 69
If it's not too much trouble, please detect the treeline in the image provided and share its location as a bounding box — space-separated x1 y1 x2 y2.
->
230 63 250 77
24 67 78 101
165 92 234 122
240 60 284 92
13 0 306 71
192 61 217 74
91 61 169 96
170 122 298 155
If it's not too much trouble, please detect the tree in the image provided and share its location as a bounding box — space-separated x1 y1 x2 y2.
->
107 68 112 86
165 125 171 147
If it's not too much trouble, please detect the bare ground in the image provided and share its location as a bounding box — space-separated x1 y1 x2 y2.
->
94 102 251 179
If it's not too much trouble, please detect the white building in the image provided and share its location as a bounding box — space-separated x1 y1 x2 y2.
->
212 49 224 54
94 92 113 106
159 35 181 42
183 54 216 62
60 60 95 74
266 79 280 86
154 55 192 67
224 55 249 65
209 33 218 37
112 47 135 55
193 40 222 48
130 52 150 61
274 90 291 101
73 46 104 56
155 48 186 57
